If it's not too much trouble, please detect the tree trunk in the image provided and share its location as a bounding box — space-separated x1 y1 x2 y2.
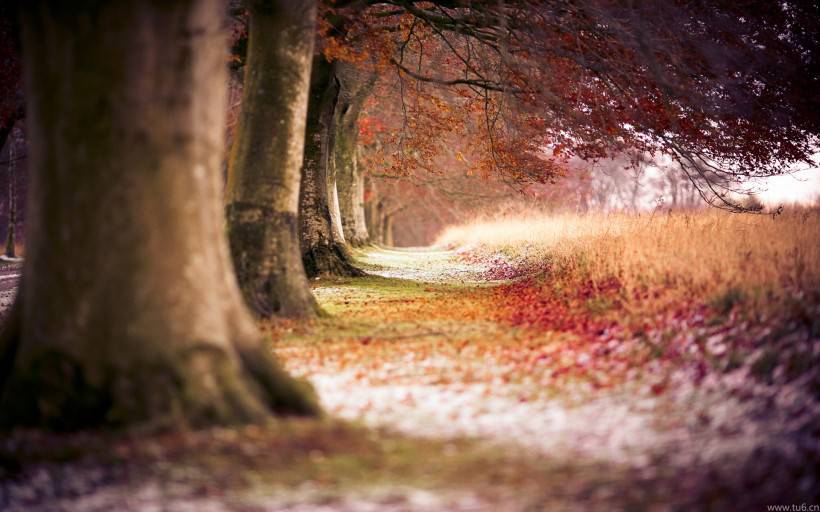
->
0 106 23 258
5 127 16 258
225 0 318 318
0 0 318 431
372 200 386 245
364 177 382 245
299 57 363 277
333 62 375 247
382 213 394 247
351 156 369 240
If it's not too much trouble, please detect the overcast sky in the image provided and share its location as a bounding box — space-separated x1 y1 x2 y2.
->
757 159 820 206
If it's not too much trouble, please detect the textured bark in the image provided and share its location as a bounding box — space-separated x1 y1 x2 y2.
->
5 127 16 258
1 107 23 258
333 62 375 247
299 57 363 277
225 0 318 318
0 0 319 431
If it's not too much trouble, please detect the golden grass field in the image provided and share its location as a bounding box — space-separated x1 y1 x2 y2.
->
437 208 820 315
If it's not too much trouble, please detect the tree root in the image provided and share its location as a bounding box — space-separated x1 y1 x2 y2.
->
303 241 365 278
346 235 370 248
0 337 320 431
235 345 320 417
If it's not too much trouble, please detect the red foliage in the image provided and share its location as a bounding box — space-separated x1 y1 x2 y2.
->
492 278 621 336
474 252 791 393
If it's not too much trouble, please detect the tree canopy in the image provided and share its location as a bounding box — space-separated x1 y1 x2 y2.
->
320 0 819 209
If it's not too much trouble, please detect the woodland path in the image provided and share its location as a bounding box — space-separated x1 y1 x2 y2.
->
296 247 677 464
272 246 813 509
284 247 788 469
1 247 813 511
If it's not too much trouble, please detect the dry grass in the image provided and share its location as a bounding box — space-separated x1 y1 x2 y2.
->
437 208 820 309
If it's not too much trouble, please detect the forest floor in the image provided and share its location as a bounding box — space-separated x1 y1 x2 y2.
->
1 212 818 511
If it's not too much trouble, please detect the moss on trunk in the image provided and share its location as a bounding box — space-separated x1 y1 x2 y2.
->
302 240 364 277
227 205 317 317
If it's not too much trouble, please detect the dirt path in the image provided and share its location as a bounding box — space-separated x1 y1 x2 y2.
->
305 248 679 465
1 248 815 511
278 246 817 508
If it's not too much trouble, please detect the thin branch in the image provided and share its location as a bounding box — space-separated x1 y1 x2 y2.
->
390 58 519 92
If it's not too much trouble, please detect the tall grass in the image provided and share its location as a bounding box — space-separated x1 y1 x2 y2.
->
437 208 820 308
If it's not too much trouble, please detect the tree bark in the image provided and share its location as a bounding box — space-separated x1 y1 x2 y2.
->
333 62 375 247
299 57 363 277
0 0 318 431
5 126 16 258
375 202 386 245
382 213 394 247
364 176 382 245
225 0 318 318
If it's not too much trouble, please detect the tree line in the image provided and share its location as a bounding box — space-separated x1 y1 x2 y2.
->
0 0 816 430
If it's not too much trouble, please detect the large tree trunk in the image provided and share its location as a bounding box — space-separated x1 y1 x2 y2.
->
0 0 318 431
299 57 363 277
333 62 375 247
225 0 318 318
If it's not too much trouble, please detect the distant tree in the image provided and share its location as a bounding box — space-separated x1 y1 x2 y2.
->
299 55 368 275
0 0 318 430
333 62 377 247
